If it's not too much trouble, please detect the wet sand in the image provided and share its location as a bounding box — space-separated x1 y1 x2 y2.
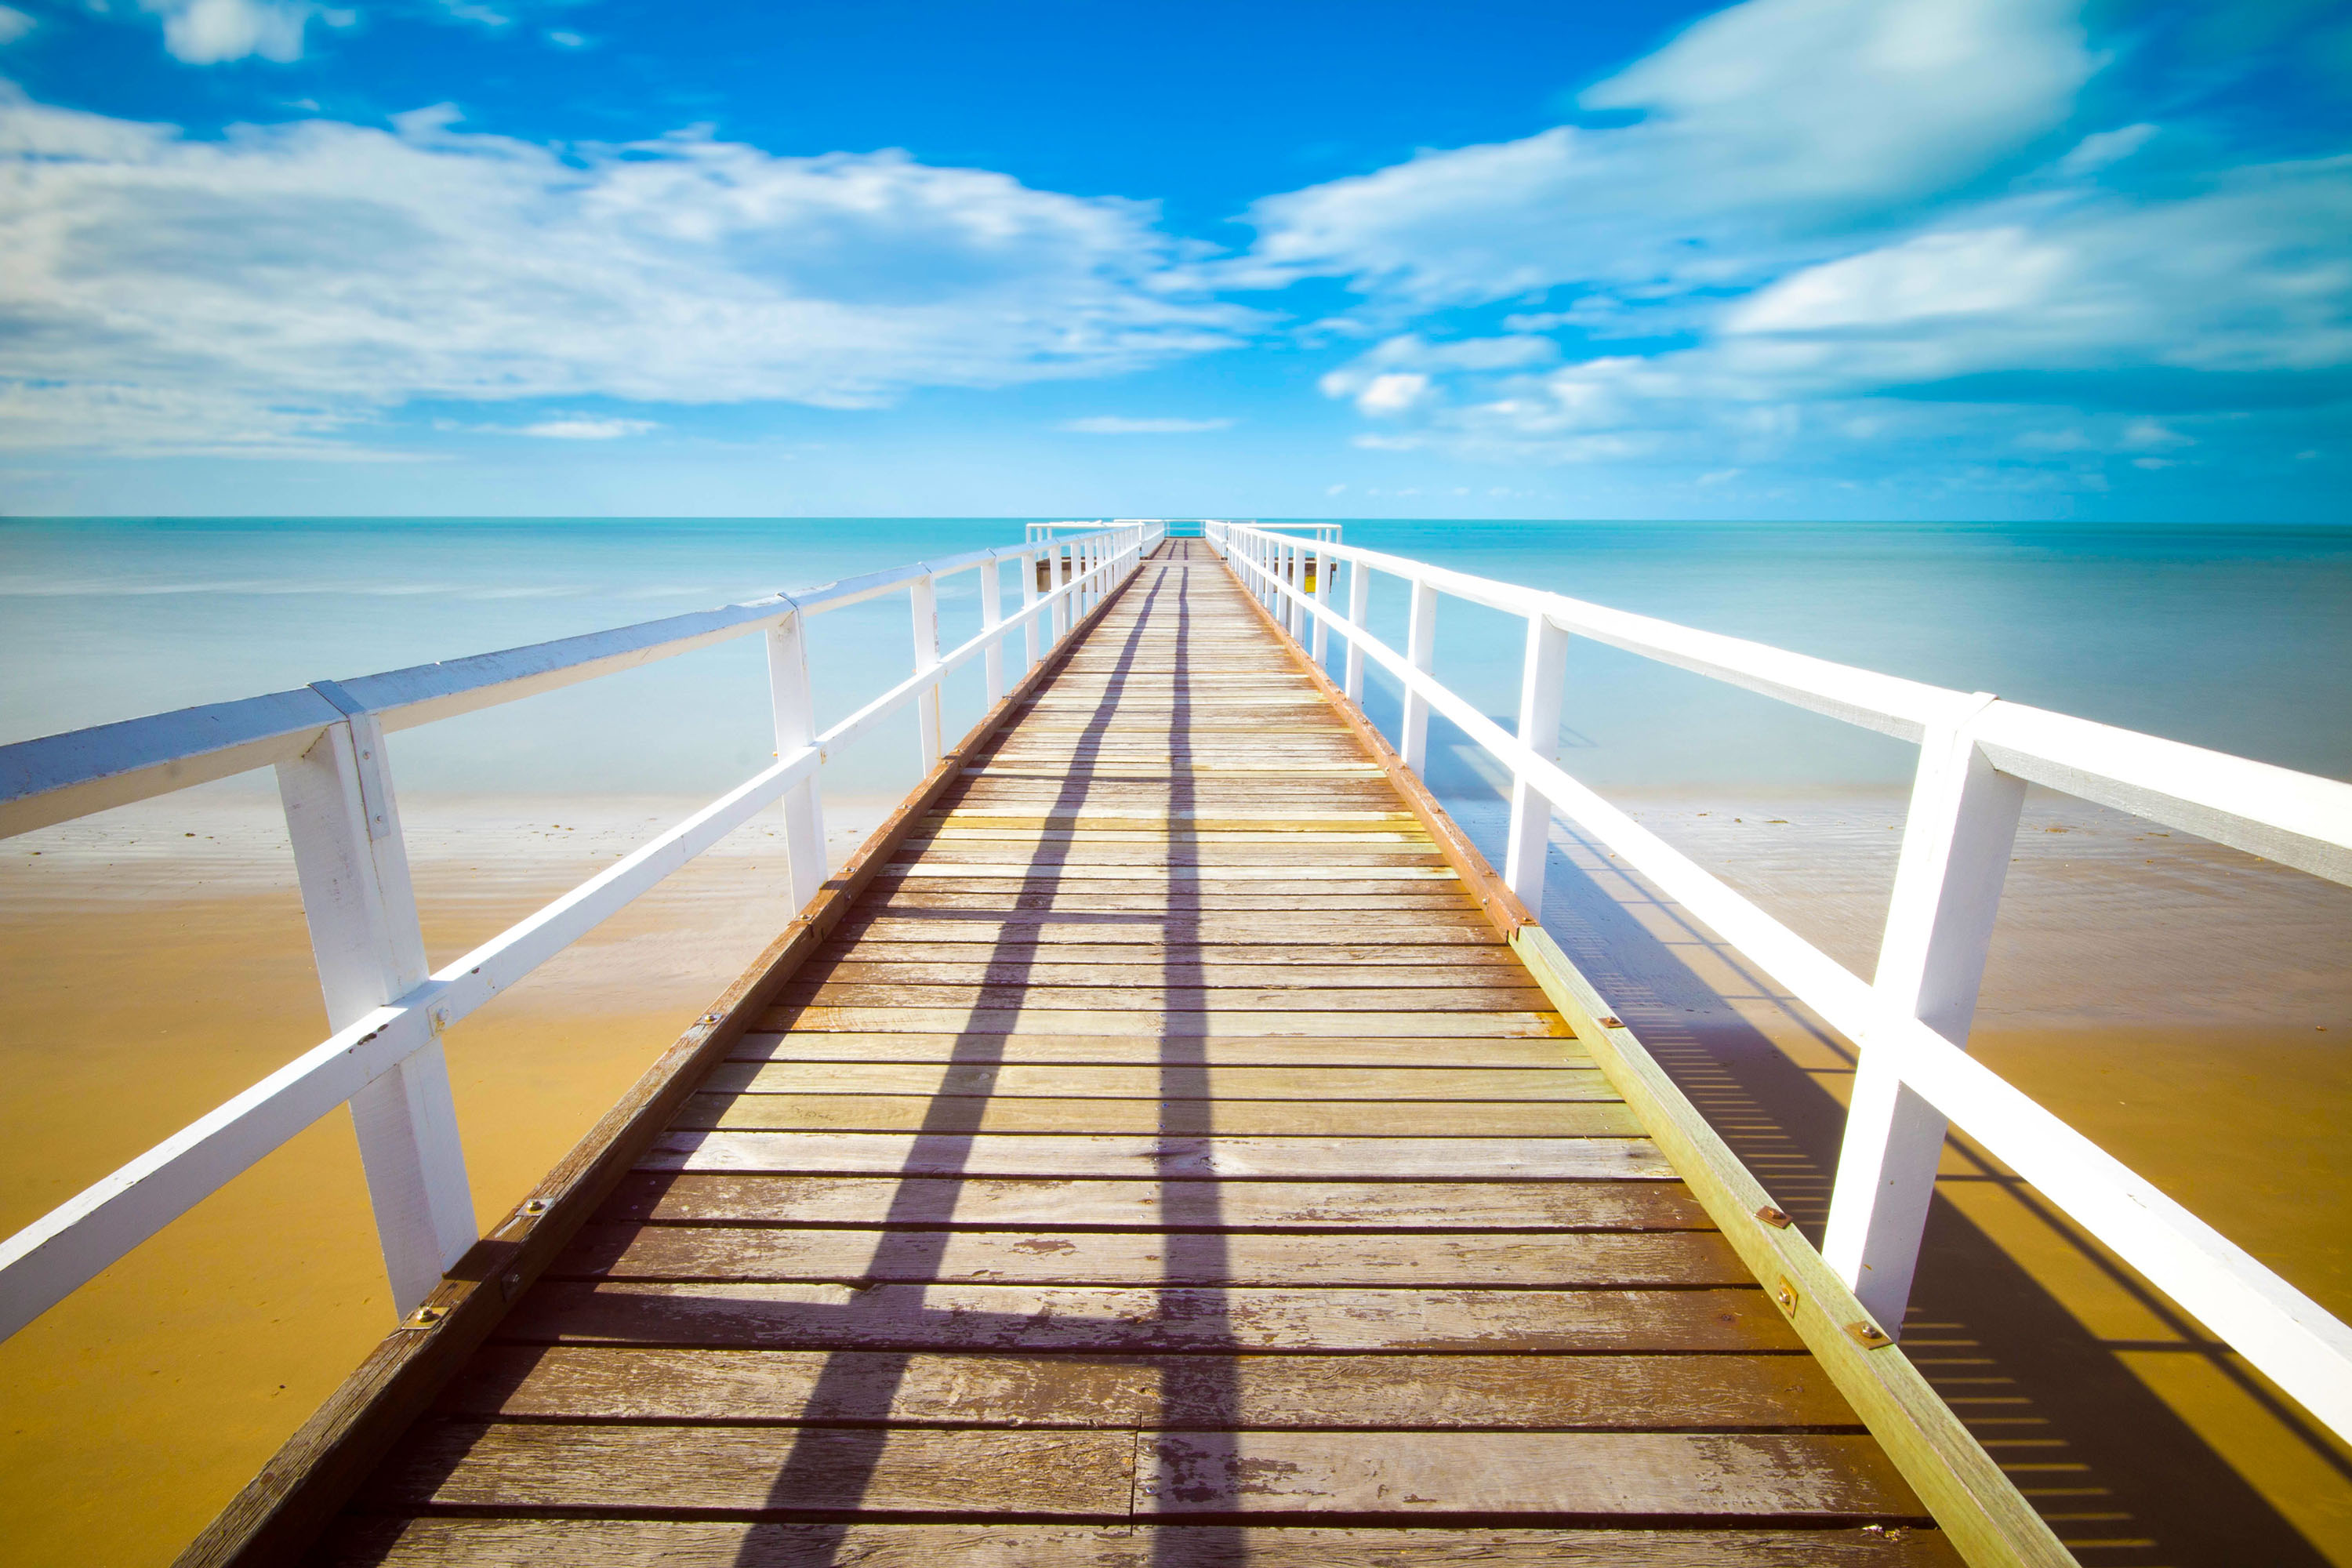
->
0 785 2347 1563
0 791 888 1565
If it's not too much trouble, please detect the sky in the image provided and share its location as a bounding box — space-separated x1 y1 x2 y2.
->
0 0 2347 520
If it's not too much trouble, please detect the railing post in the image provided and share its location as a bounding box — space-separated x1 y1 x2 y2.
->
909 572 943 767
1051 546 1069 644
979 554 1006 706
1311 543 1332 666
766 607 828 909
1344 551 1369 702
275 701 474 1318
1824 700 2025 1332
1504 613 1570 915
1018 548 1040 673
1400 575 1438 772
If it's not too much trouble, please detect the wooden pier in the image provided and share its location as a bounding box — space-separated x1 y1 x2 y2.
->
197 543 1973 1563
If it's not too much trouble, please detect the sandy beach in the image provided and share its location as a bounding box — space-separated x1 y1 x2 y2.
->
0 782 2346 1563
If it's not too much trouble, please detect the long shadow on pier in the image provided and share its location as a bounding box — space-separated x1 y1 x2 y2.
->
1499 801 2336 1568
710 560 1245 1562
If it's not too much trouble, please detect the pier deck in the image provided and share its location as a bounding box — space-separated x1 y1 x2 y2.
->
276 544 1959 1563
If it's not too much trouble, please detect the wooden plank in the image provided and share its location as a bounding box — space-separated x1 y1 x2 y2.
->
796 956 1533 982
757 1007 1570 1039
770 982 1558 1012
498 1282 1806 1352
318 1519 1968 1566
863 892 1490 913
595 1174 1715 1231
669 1095 1642 1138
365 1422 1133 1513
443 1345 1856 1428
1140 1431 1924 1519
699 1063 1617 1101
643 1132 1673 1180
724 1034 1585 1069
553 1225 1750 1287
832 916 1503 946
376 1425 1925 1519
876 865 1457 883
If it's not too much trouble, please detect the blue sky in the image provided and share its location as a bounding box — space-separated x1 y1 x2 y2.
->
0 0 2347 519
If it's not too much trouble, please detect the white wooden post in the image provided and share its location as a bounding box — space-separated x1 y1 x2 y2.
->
1051 546 1069 644
909 573 943 768
275 701 474 1318
1824 699 2026 1331
1504 614 1570 915
1345 554 1369 703
979 556 1006 706
1400 576 1438 773
767 609 828 909
1019 549 1040 673
1311 542 1332 666
1287 542 1303 637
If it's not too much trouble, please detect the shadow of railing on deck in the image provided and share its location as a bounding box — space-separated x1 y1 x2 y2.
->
1504 802 2335 1568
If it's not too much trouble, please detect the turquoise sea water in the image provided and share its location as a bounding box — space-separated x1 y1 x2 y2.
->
2 518 2347 810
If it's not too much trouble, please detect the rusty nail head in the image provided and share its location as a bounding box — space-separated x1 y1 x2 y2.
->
1846 1319 1894 1349
1599 1015 1624 1029
1773 1277 1800 1316
1755 1205 1793 1229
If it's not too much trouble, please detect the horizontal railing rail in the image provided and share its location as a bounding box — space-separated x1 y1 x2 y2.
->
0 523 1163 1341
1207 519 2352 1444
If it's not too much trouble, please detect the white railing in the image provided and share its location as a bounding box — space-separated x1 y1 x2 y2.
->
1207 519 2352 1444
0 523 1163 1340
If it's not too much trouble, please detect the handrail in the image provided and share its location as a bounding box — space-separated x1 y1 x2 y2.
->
1207 519 2352 1445
0 523 1164 1340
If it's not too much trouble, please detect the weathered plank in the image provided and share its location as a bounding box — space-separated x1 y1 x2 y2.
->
794 956 1534 985
595 1174 1715 1231
1140 1432 1924 1518
771 982 1556 1012
498 1282 1806 1352
757 1007 1571 1038
551 1225 1751 1287
724 1035 1585 1068
668 1094 1641 1138
320 1519 1967 1567
443 1346 1856 1428
833 914 1504 943
365 1422 1133 1513
698 1063 1617 1101
642 1132 1675 1180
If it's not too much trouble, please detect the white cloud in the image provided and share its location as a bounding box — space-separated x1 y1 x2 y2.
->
517 417 658 439
1305 156 2352 470
1717 163 2352 387
1240 0 2093 305
546 28 586 48
0 7 34 45
140 0 314 64
1352 373 1430 416
1058 416 1234 434
0 91 1251 453
2057 123 2158 176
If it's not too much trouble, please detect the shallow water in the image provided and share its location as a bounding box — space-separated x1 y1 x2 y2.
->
5 518 2348 806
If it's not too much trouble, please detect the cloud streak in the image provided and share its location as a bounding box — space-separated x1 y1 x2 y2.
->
0 93 1252 452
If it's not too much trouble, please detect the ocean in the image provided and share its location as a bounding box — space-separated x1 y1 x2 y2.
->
4 517 2349 809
